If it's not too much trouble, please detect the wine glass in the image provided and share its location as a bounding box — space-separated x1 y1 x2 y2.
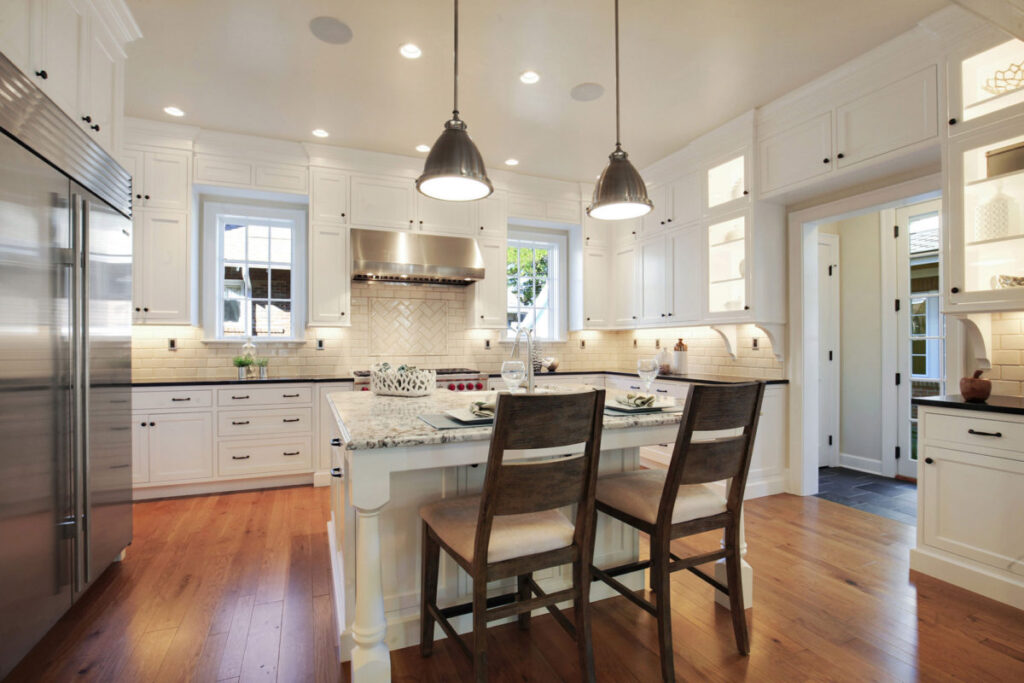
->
637 358 658 393
501 360 526 392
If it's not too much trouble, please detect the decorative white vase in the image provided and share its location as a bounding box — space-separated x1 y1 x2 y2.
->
672 351 688 375
974 189 1016 242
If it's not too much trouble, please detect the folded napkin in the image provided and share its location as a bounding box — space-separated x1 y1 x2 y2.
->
470 400 496 418
616 392 656 408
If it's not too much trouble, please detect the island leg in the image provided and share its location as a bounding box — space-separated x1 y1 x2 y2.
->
715 501 753 610
350 503 391 683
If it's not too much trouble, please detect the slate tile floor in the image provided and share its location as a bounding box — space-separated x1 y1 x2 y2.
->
815 467 917 526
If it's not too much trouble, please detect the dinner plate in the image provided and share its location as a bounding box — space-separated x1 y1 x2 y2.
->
606 395 677 413
444 408 494 425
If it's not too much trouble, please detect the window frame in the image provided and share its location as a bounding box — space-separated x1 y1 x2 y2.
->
505 228 568 343
201 200 307 343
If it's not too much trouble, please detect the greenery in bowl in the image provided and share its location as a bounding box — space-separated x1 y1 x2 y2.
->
254 358 269 368
232 356 254 368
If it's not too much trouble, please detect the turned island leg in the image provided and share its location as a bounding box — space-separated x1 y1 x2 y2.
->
350 504 391 682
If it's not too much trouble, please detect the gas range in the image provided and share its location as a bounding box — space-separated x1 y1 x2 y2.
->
352 367 490 392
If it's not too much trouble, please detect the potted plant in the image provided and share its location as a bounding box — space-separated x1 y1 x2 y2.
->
254 357 269 380
232 355 253 380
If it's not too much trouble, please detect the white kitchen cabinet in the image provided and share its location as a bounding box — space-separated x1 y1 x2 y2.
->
705 151 749 213
758 112 833 194
581 247 611 328
143 411 214 483
477 190 508 238
131 419 149 484
310 167 349 224
194 155 307 195
308 224 351 326
947 34 1024 137
193 155 252 186
131 149 190 211
466 238 507 328
642 173 701 237
254 163 307 194
350 175 416 230
612 243 639 327
81 15 118 151
705 211 749 318
0 0 33 75
416 192 478 235
668 223 703 323
640 184 669 236
33 0 85 120
834 66 937 169
638 235 670 325
509 194 580 223
582 209 609 247
134 209 190 323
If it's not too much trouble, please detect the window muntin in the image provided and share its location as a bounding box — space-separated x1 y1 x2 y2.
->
505 231 566 342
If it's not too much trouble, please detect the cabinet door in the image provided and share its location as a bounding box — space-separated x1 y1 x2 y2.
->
582 211 608 247
83 18 118 152
308 224 350 326
612 244 638 327
120 148 143 204
669 172 701 225
921 445 1024 577
138 210 189 322
638 237 669 325
35 0 84 118
131 418 149 484
147 412 213 482
835 66 937 168
0 0 33 75
582 247 610 328
669 224 702 323
310 168 349 224
477 190 507 238
350 175 415 230
142 151 190 211
468 239 507 328
706 213 748 317
416 192 477 235
759 112 833 194
255 163 307 194
640 184 669 236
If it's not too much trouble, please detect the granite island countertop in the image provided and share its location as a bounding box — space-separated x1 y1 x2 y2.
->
327 386 686 451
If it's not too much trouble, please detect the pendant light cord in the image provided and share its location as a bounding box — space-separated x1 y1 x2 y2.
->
453 0 460 119
614 0 621 149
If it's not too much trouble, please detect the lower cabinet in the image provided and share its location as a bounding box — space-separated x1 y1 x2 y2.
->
135 411 214 483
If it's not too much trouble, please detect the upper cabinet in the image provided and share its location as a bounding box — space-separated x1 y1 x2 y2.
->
466 238 507 328
131 149 190 211
706 213 749 317
705 152 749 213
509 194 580 223
477 190 508 238
349 175 416 230
758 112 833 195
641 172 701 236
83 16 119 152
948 36 1024 137
193 154 308 195
34 0 85 119
310 167 349 224
0 0 33 75
416 191 478 235
308 224 351 326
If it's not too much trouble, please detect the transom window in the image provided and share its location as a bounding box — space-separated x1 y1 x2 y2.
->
506 230 567 342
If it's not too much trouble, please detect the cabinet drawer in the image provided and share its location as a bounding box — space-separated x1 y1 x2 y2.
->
133 389 213 411
218 437 312 476
217 386 312 406
923 412 1024 454
218 408 312 437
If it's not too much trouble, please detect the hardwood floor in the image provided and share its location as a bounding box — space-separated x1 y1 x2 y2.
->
6 486 1024 682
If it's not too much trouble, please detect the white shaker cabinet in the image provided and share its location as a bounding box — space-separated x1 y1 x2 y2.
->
641 173 701 237
0 0 33 75
467 238 507 328
758 112 833 194
477 190 508 238
581 247 611 328
82 17 118 151
668 223 703 324
349 175 416 230
308 224 351 326
416 192 478 235
33 0 85 121
133 210 190 323
612 243 639 327
638 235 671 325
140 412 214 483
125 147 190 211
310 168 350 224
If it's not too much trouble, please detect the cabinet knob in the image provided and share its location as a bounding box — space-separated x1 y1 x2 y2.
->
666 218 672 223
743 190 749 196
90 124 100 132
667 312 673 316
480 315 484 319
135 307 141 312
149 421 155 427
143 307 149 312
144 194 150 200
340 311 345 316
140 422 146 427
631 231 636 235
632 315 637 320
419 220 423 226
35 70 47 80
823 158 830 164
924 457 934 464
948 118 957 126
951 286 960 294
340 212 345 217
660 220 665 225
480 226 484 231
744 305 750 310
836 153 845 159
81 115 92 123
135 194 142 199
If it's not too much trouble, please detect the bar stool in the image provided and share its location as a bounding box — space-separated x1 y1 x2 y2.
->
419 389 607 683
591 381 765 682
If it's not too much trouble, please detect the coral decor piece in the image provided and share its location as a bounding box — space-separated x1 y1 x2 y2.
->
370 363 437 397
983 60 1024 96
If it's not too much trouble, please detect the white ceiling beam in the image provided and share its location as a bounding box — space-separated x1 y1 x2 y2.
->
950 0 1024 40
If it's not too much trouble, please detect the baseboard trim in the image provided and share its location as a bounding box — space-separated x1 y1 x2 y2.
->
910 546 1024 611
838 452 884 475
132 473 313 500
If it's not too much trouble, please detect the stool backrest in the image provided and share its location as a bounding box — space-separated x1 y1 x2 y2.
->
474 389 606 569
659 382 765 525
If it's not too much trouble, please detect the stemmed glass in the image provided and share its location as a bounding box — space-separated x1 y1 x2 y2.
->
501 360 526 392
637 358 658 393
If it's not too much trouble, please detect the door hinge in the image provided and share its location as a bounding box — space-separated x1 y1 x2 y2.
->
828 435 833 446
895 298 901 312
895 373 901 386
894 225 899 238
828 264 833 276
895 446 901 460
828 350 833 361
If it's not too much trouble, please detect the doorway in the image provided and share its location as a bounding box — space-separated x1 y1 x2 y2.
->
817 233 840 468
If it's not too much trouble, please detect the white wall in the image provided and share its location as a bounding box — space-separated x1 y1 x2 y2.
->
820 212 884 471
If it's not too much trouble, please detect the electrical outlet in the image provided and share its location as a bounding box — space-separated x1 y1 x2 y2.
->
316 339 325 351
485 339 491 350
752 338 759 350
580 339 586 350
655 339 661 349
168 338 177 351
633 338 637 348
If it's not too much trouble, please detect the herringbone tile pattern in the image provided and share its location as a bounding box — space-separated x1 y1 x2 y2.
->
369 299 449 356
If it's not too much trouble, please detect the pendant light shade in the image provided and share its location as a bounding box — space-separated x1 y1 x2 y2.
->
588 0 652 221
416 0 493 202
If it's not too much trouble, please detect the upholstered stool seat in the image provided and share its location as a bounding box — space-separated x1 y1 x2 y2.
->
596 470 726 527
419 495 575 564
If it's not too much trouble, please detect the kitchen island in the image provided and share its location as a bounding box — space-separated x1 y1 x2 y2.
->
325 386 756 682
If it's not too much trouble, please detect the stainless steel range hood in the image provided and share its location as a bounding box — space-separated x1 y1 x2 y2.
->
350 228 485 285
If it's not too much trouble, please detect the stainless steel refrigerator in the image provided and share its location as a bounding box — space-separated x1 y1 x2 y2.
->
0 51 133 678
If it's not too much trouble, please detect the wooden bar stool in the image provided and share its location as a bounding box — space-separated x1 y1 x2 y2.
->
591 381 765 682
419 389 607 683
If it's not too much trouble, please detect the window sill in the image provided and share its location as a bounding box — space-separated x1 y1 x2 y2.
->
498 337 567 346
201 338 307 348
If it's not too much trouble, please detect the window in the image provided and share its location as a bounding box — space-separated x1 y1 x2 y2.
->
506 230 567 341
202 202 306 341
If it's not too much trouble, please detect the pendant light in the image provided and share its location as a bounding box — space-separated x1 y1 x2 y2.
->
588 0 652 220
416 0 493 202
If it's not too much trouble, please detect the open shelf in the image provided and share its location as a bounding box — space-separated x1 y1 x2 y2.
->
709 236 745 248
965 166 1024 190
710 276 745 286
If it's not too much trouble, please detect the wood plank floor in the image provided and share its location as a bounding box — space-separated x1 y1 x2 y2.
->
5 486 1024 682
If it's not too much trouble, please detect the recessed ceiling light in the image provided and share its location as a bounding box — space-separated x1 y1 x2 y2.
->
309 17 353 45
416 144 431 153
504 158 519 166
163 106 185 117
400 43 422 59
519 71 540 84
570 82 605 102
312 129 329 138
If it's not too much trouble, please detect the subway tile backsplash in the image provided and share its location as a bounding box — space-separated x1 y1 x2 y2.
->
988 311 1024 397
131 282 784 382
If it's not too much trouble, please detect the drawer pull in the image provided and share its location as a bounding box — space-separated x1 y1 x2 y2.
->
629 385 640 390
282 418 301 423
330 467 343 478
282 393 301 398
231 420 250 425
232 395 250 400
171 397 191 402
330 437 342 447
968 429 1002 438
232 455 251 460
656 389 668 393
283 451 300 456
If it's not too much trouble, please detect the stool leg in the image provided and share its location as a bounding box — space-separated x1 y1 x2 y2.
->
472 578 488 683
517 574 532 630
725 522 750 655
652 535 675 683
573 558 596 683
420 522 439 657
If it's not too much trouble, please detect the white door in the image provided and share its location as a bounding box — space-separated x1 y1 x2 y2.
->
638 237 668 325
131 418 149 484
612 244 638 327
472 239 508 328
416 193 477 235
477 190 507 238
84 19 117 151
308 224 350 326
669 172 701 226
138 210 189 322
142 151 190 211
835 66 938 168
350 176 415 230
36 0 84 117
582 247 610 328
759 112 833 194
0 0 33 75
818 233 840 467
669 224 702 323
640 184 669 236
147 412 213 482
310 168 349 224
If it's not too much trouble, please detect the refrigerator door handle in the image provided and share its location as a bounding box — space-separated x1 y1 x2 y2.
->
70 192 83 594
80 196 91 586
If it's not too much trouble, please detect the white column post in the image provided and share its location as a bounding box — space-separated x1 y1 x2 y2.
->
350 504 391 682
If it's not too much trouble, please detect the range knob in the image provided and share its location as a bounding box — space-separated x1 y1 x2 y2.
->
457 383 465 391
360 386 369 391
448 383 456 391
475 382 483 390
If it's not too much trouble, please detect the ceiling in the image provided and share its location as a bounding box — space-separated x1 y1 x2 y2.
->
123 0 948 182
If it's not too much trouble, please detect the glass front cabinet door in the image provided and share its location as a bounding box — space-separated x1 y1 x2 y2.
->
705 211 751 318
948 36 1024 136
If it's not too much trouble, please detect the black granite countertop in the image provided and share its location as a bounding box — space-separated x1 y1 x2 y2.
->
912 394 1024 416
